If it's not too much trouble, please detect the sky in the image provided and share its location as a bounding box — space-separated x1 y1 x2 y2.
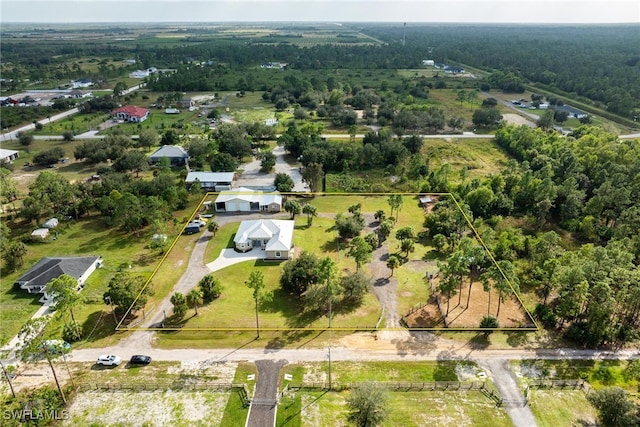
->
1 0 639 24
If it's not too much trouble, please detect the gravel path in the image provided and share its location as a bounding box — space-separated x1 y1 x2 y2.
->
476 358 537 427
235 145 306 191
247 359 287 427
361 215 400 329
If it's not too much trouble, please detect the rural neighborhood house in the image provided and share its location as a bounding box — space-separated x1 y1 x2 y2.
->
14 256 103 302
233 219 294 259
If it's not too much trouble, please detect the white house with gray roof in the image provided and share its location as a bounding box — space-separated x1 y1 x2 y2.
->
149 145 189 166
234 219 294 259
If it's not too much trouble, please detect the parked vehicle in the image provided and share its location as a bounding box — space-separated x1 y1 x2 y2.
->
96 354 122 366
129 355 152 365
184 224 201 235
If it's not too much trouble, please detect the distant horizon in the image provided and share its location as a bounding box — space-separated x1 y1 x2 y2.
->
2 21 640 26
2 1 639 25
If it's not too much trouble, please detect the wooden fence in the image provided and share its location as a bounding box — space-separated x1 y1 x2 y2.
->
283 380 502 405
400 295 447 328
524 379 591 397
78 381 244 393
287 380 491 393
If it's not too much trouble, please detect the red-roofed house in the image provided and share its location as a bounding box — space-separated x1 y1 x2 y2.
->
111 105 150 123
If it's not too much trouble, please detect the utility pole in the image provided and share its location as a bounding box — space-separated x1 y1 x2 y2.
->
403 22 406 47
327 347 332 391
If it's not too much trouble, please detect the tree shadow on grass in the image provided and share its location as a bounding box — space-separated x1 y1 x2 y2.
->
423 249 445 261
137 252 161 267
280 390 328 426
162 314 190 328
505 331 530 348
80 310 125 343
265 329 323 349
468 333 491 349
259 288 323 330
320 237 340 254
78 236 103 252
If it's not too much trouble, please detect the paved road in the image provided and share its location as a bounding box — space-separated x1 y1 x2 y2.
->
0 83 144 142
247 359 287 427
68 339 639 364
1 108 80 142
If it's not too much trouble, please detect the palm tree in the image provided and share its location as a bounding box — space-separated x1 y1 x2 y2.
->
386 255 400 277
207 220 219 236
302 204 318 226
186 289 203 316
400 239 415 258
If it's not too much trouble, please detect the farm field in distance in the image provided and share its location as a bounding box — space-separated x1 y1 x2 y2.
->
1 20 639 427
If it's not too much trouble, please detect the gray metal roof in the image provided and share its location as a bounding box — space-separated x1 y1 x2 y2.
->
149 145 188 159
185 172 235 183
15 256 101 289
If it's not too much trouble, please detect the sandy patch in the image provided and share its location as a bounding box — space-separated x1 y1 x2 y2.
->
65 390 229 426
167 360 237 381
502 113 536 128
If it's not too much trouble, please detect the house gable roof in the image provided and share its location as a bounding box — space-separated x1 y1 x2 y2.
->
234 220 294 251
185 172 235 183
15 256 101 289
149 145 188 159
214 187 282 205
112 105 149 118
0 149 19 160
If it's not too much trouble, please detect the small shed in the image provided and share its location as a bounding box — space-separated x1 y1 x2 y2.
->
43 218 59 229
419 196 432 205
31 228 50 240
152 234 167 243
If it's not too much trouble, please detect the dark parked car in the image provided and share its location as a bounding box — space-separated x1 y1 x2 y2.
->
129 355 152 365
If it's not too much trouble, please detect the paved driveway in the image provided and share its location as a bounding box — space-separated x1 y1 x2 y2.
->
206 247 267 272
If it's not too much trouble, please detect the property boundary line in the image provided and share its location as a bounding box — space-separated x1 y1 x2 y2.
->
117 192 539 332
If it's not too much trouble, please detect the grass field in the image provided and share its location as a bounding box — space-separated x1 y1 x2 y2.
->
0 193 201 348
278 360 509 426
514 359 640 392
0 217 158 345
528 390 597 427
277 389 513 427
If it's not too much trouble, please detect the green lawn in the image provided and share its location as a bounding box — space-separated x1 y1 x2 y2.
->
528 390 597 427
0 217 160 345
278 390 512 427
515 359 640 392
158 258 381 331
0 193 201 348
298 360 467 383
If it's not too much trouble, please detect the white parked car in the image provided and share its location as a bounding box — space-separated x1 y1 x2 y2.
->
96 354 122 366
